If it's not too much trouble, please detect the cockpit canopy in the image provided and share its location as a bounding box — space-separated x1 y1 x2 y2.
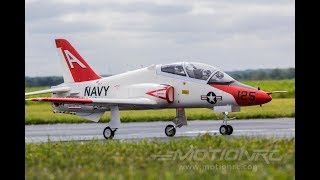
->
161 63 186 76
160 62 235 84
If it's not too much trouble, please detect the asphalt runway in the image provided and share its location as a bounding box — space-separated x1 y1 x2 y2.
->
25 118 294 143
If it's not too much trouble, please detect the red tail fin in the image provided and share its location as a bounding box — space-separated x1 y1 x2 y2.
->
55 39 101 83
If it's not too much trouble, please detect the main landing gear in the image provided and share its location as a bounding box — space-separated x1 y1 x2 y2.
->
164 108 188 137
165 125 176 137
102 106 233 139
103 106 121 140
103 126 118 139
219 112 233 135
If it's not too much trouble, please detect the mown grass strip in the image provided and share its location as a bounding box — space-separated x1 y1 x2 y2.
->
242 79 294 98
26 134 295 179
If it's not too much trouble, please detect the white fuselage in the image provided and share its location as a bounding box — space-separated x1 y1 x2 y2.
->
53 64 236 112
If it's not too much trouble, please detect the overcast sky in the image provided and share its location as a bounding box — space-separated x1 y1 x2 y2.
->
25 0 294 77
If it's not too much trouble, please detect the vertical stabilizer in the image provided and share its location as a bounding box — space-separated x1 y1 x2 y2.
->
55 39 101 83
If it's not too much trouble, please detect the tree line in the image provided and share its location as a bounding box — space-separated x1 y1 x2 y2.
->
226 68 295 81
25 68 294 87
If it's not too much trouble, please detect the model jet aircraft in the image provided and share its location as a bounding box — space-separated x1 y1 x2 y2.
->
26 39 285 139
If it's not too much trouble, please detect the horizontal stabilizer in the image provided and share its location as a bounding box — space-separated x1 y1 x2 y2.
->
26 97 92 103
25 87 71 96
26 97 157 106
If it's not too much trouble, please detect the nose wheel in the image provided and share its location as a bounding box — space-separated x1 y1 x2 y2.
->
219 112 234 135
219 124 233 135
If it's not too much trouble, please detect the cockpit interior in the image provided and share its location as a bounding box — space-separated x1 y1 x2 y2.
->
160 62 235 84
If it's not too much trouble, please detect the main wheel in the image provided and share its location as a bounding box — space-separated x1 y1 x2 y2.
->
219 125 228 135
226 125 233 135
165 125 176 137
103 126 115 139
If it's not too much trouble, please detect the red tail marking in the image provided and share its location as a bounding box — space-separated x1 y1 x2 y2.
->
55 39 101 82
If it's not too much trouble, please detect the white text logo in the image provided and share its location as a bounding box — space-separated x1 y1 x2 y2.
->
64 50 86 69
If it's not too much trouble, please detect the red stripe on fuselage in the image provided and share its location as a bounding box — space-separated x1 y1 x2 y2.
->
210 84 272 106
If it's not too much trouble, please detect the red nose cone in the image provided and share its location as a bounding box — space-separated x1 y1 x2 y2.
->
256 91 272 105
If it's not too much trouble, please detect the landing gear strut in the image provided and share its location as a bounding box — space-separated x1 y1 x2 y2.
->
219 112 233 135
103 106 121 140
164 108 188 137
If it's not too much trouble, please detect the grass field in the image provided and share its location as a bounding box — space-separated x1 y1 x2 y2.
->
25 134 295 179
241 79 294 98
25 79 295 124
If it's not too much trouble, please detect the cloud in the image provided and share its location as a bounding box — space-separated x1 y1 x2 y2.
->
27 19 104 34
25 0 294 76
26 1 95 22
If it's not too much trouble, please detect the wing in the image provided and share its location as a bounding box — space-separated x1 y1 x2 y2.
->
25 97 157 106
25 97 156 122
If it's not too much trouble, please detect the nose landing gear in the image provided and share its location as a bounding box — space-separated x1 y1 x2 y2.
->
219 112 234 135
